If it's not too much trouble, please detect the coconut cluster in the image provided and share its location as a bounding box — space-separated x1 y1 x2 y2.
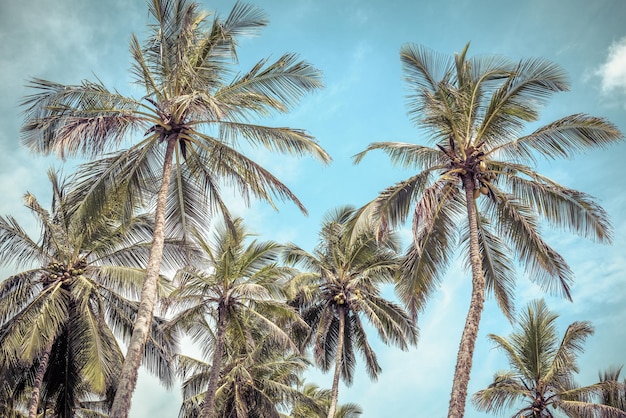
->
474 160 496 199
332 292 347 305
332 289 365 306
42 259 87 284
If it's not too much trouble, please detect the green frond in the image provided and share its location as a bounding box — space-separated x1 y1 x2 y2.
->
544 320 594 383
20 78 146 159
189 131 310 214
508 175 613 243
495 113 622 162
478 57 569 145
0 271 38 326
69 278 123 393
218 53 323 115
15 281 70 362
397 183 461 318
68 139 164 231
217 122 330 164
400 42 455 97
472 371 528 414
486 192 573 300
0 216 46 269
352 141 446 171
557 399 626 418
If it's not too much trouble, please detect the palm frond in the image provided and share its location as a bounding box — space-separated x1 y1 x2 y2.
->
352 141 446 171
472 371 528 414
487 192 573 300
508 174 613 243
217 121 330 163
396 183 461 318
494 113 622 162
20 78 146 159
0 216 46 269
218 53 323 115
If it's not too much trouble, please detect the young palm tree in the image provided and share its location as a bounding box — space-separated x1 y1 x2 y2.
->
289 382 363 418
472 299 625 418
166 218 303 418
597 366 626 414
19 1 330 415
284 206 418 418
0 170 185 417
177 335 310 418
352 43 622 417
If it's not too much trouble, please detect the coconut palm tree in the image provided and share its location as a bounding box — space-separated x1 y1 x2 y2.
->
289 382 363 418
19 1 330 415
177 334 310 418
472 299 625 418
166 218 304 418
284 206 418 418
597 366 626 414
0 170 185 417
352 43 622 417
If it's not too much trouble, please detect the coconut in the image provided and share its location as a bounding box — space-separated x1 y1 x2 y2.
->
480 186 489 195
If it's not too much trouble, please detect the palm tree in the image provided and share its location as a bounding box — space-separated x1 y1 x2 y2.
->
0 170 185 417
289 382 363 418
284 206 418 418
472 299 625 418
178 335 310 418
166 218 303 418
597 366 626 414
352 43 622 417
19 1 330 415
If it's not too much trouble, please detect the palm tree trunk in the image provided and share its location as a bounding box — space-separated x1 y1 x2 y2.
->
327 306 346 418
110 138 177 418
28 341 53 418
200 303 227 418
447 176 486 418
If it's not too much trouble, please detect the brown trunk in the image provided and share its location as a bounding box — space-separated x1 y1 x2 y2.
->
447 176 486 418
110 138 177 418
199 303 227 418
327 306 345 418
28 342 53 418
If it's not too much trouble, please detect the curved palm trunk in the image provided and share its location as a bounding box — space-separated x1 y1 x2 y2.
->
327 306 346 418
200 303 227 418
447 176 486 418
110 139 177 418
28 341 53 418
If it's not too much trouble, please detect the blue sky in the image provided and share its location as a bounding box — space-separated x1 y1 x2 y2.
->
1 0 625 417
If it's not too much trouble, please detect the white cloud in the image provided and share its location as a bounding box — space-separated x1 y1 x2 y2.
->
596 37 626 95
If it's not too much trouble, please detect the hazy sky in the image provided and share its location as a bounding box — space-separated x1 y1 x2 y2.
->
1 1 625 417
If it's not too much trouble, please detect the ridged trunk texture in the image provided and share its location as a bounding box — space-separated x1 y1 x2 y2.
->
447 176 486 418
28 342 53 418
110 138 176 418
199 303 227 418
327 306 346 418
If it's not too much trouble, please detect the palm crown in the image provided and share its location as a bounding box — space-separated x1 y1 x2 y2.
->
353 43 622 417
166 218 303 418
473 299 625 418
284 206 418 418
0 170 185 417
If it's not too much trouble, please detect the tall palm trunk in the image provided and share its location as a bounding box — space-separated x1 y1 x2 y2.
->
327 306 346 418
28 341 53 418
447 176 486 418
110 138 177 418
200 303 227 418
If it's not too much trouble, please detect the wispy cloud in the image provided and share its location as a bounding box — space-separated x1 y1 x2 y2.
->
596 36 626 95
